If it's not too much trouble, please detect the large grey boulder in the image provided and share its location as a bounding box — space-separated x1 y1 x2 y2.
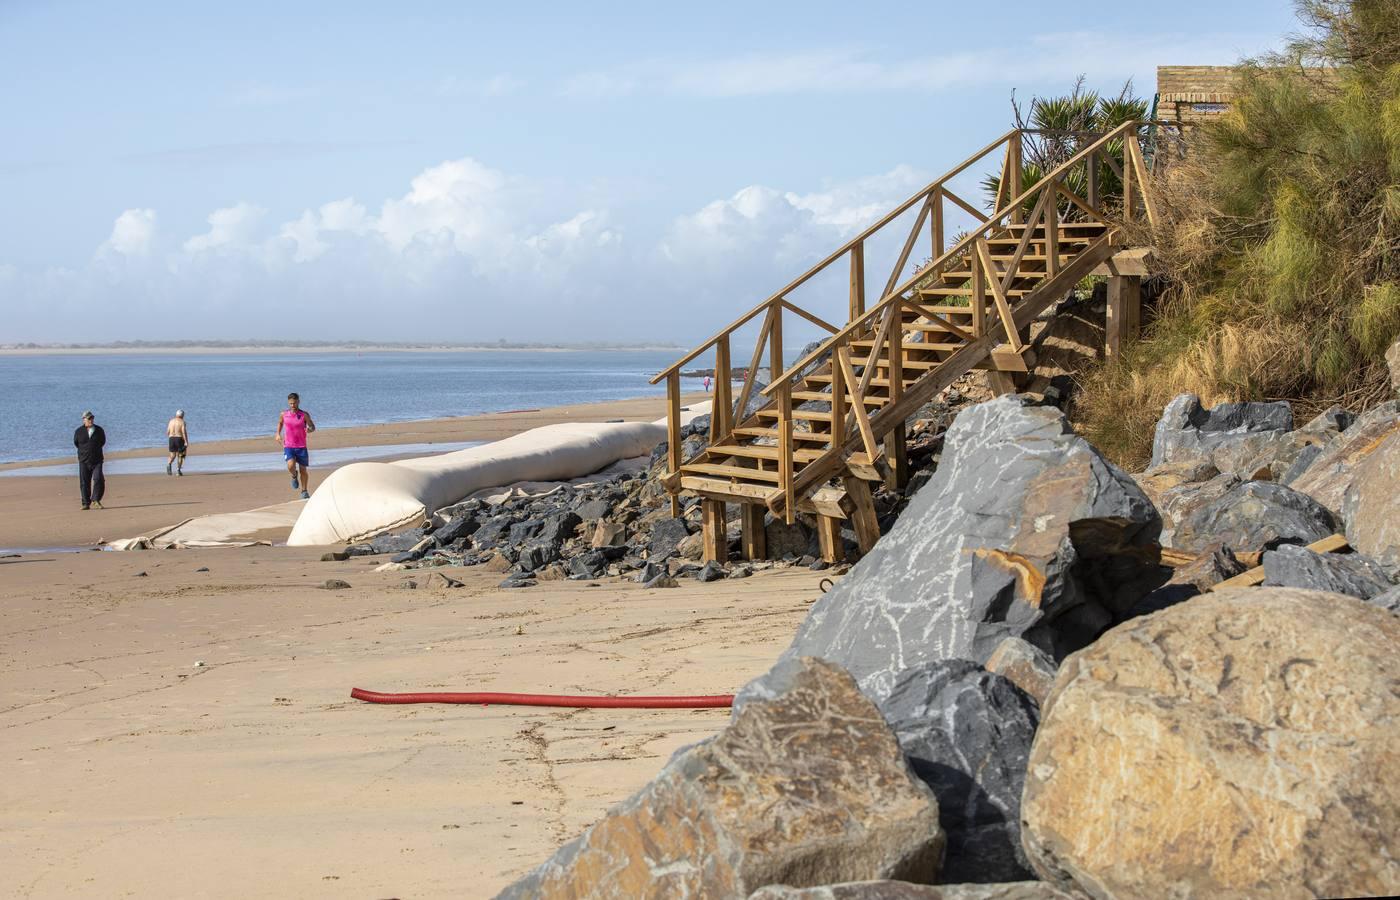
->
1170 480 1337 554
749 882 1075 900
881 661 1040 884
1261 543 1396 600
1341 429 1400 568
739 396 1161 706
1289 400 1400 516
1150 393 1293 472
497 658 943 898
647 516 691 559
1156 472 1241 547
1372 584 1400 613
1021 587 1400 899
983 637 1057 706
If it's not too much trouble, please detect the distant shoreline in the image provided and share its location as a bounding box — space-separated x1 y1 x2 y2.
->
0 343 686 356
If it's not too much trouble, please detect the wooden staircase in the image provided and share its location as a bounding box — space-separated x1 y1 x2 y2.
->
653 121 1160 564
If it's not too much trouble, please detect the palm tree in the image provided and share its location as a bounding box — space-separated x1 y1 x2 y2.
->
982 77 1149 219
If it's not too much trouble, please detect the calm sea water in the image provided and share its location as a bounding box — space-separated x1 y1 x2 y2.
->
0 350 700 464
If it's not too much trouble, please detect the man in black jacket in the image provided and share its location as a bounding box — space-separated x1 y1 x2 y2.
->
74 410 107 510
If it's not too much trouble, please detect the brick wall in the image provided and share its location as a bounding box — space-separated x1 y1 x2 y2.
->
1156 66 1237 124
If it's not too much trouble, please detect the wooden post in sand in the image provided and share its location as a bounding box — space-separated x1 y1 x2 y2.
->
1106 274 1142 358
816 515 844 564
740 503 766 560
700 498 727 564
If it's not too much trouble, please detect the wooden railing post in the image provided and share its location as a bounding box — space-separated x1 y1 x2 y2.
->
1123 139 1135 222
777 383 794 525
666 372 681 518
829 338 847 452
1086 149 1100 212
849 241 865 322
931 188 944 259
1008 132 1024 225
712 335 732 441
1045 186 1060 279
972 246 987 338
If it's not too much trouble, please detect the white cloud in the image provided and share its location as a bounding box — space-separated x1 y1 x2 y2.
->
183 203 267 255
375 158 514 254
278 198 370 262
98 208 157 257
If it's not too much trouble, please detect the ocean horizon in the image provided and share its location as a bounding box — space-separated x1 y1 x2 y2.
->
1 349 705 465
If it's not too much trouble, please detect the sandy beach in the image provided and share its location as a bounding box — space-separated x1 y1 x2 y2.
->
0 394 705 550
0 390 816 898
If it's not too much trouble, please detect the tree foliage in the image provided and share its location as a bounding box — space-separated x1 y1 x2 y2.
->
1075 0 1400 468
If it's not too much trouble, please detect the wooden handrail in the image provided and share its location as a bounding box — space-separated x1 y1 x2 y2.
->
650 128 1020 384
762 119 1145 392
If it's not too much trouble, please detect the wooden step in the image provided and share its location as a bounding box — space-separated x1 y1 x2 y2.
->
793 389 891 408
920 286 1032 298
850 339 963 352
938 267 1051 281
732 426 832 443
679 475 779 504
755 408 833 422
710 444 826 464
681 462 782 483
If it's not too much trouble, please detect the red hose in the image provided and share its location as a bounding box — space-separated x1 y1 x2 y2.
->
350 687 734 708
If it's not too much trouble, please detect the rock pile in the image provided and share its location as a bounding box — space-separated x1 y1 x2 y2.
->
493 389 1400 899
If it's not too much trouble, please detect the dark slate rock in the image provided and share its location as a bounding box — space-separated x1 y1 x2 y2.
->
1297 405 1356 437
737 396 1162 706
431 515 479 547
767 519 816 559
1150 393 1293 470
472 519 514 549
322 579 352 590
1261 544 1396 600
648 517 691 560
880 660 1040 884
508 519 545 544
1341 429 1400 568
568 550 609 579
696 560 726 583
729 565 753 579
643 573 679 588
369 529 425 554
517 542 562 572
1130 543 1246 617
499 574 536 589
634 561 666 583
390 549 422 564
537 511 583 546
1280 442 1325 486
1289 400 1400 515
749 883 1075 899
345 543 376 557
1172 481 1337 554
573 498 613 521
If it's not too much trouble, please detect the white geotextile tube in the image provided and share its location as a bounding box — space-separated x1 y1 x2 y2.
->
287 403 710 546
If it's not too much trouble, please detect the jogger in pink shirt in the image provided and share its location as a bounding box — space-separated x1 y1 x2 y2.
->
275 392 316 499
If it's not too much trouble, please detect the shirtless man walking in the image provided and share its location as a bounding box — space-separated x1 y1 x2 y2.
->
275 392 316 500
166 410 189 475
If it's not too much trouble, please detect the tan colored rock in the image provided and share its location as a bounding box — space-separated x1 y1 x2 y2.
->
481 551 511 573
984 637 1057 706
1387 338 1400 396
1132 458 1219 510
498 658 944 899
749 881 1074 899
1021 587 1400 899
677 530 706 560
534 563 568 582
1290 401 1400 514
590 521 627 548
1342 430 1400 568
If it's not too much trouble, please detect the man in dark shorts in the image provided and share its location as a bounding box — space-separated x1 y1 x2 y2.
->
73 410 107 510
275 392 316 500
166 410 189 475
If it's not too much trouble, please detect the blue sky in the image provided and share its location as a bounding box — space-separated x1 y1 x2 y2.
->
0 0 1298 344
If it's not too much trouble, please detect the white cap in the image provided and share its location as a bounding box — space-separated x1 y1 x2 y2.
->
176 409 185 417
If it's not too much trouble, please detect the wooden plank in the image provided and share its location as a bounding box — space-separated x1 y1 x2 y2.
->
997 186 1054 297
845 453 884 482
943 188 989 223
777 383 794 525
685 462 781 483
682 476 777 503
732 303 775 432
844 476 881 554
781 299 840 335
1044 188 1060 279
667 372 681 517
858 303 896 398
817 515 844 564
1090 247 1153 277
741 502 767 560
849 241 866 321
1211 534 1350 591
931 188 944 259
1122 141 1134 222
975 238 1025 353
701 498 727 564
882 194 932 299
987 371 1019 396
836 346 878 460
1086 148 1099 211
884 424 908 491
971 244 987 338
829 337 847 452
1007 132 1023 223
1127 138 1160 229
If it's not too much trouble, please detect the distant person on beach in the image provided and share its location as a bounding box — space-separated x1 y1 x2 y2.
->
703 375 712 392
73 410 106 510
275 393 315 500
166 410 188 476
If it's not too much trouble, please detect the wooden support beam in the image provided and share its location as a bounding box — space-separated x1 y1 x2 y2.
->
884 424 908 491
740 503 767 560
1007 133 1023 224
1210 534 1349 591
733 304 775 432
987 371 1019 396
777 384 794 525
1106 274 1142 358
843 476 880 554
1044 191 1060 279
701 498 727 564
974 238 1025 353
817 515 844 564
931 188 944 259
1090 247 1153 277
1086 148 1099 211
